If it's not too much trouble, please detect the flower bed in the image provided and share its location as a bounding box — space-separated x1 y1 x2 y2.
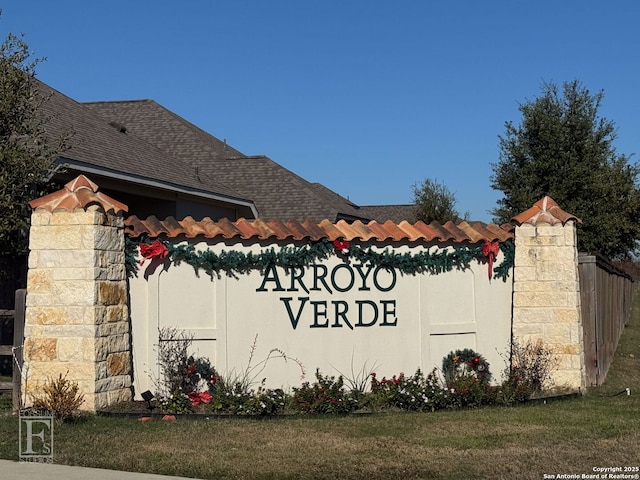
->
128 333 558 419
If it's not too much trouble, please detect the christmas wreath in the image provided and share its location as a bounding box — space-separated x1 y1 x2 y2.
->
442 348 491 384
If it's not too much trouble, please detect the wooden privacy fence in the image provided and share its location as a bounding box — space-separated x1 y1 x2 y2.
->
579 254 636 386
0 289 26 411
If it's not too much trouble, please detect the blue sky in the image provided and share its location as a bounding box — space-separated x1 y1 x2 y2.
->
2 1 639 222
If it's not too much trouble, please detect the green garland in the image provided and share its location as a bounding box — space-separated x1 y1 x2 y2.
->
493 239 514 280
125 235 514 280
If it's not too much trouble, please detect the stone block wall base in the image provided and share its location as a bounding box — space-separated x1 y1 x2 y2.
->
512 219 586 393
24 189 133 413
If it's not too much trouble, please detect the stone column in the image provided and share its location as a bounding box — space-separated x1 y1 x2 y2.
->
511 196 585 391
23 176 132 411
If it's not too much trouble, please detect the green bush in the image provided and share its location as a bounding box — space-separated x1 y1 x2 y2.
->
206 379 288 416
447 374 497 408
291 370 359 415
370 368 449 412
496 367 534 405
158 389 194 414
235 385 288 416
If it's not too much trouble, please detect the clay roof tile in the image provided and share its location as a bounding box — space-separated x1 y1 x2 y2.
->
123 215 515 245
29 175 128 214
511 196 581 226
317 219 345 241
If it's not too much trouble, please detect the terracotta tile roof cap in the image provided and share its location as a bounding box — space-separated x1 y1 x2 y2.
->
124 216 514 245
29 175 128 214
512 196 581 226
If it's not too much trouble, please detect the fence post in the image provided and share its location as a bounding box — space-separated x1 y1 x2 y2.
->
577 255 597 386
12 289 25 411
511 197 586 392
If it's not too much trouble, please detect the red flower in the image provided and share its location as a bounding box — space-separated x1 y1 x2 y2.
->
188 390 213 407
333 239 350 255
371 372 376 378
188 391 202 406
198 391 213 404
139 240 169 265
473 357 480 364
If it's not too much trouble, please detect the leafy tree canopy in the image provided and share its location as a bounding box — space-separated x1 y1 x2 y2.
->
0 23 68 255
412 178 468 224
491 80 640 258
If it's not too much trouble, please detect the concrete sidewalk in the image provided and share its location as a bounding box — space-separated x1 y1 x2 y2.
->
0 459 202 480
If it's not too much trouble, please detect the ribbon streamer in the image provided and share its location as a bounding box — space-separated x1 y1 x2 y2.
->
482 240 500 280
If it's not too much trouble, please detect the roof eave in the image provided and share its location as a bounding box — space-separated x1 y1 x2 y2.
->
57 159 259 218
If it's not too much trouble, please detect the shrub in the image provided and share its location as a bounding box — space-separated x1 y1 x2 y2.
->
509 338 556 393
332 358 380 399
496 338 557 404
497 367 534 405
447 374 497 408
291 370 359 415
158 389 194 414
370 369 448 412
32 372 85 422
205 378 286 416
156 326 193 396
234 384 288 416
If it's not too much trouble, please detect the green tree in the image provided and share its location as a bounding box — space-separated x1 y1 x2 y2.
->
412 178 468 224
0 28 67 255
491 80 640 258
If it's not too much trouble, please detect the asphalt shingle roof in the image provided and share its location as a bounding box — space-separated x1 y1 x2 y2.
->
38 83 249 202
83 100 381 223
35 82 420 224
358 204 418 224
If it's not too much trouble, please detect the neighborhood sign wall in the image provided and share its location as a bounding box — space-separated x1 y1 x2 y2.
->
128 240 512 398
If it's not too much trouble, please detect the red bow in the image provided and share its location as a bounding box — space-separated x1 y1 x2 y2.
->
333 239 350 255
139 240 169 265
482 241 499 280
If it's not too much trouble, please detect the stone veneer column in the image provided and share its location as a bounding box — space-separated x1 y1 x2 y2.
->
511 197 586 391
23 176 132 411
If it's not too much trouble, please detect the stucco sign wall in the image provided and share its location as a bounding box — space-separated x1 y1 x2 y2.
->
22 178 588 413
128 240 513 398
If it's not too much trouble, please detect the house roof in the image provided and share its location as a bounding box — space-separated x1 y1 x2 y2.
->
37 80 420 224
358 204 418 224
37 81 256 212
83 100 380 223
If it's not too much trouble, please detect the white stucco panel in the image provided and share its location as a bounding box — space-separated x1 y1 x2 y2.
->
128 240 513 397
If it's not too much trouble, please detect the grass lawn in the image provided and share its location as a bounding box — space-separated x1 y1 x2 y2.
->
1 297 639 479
